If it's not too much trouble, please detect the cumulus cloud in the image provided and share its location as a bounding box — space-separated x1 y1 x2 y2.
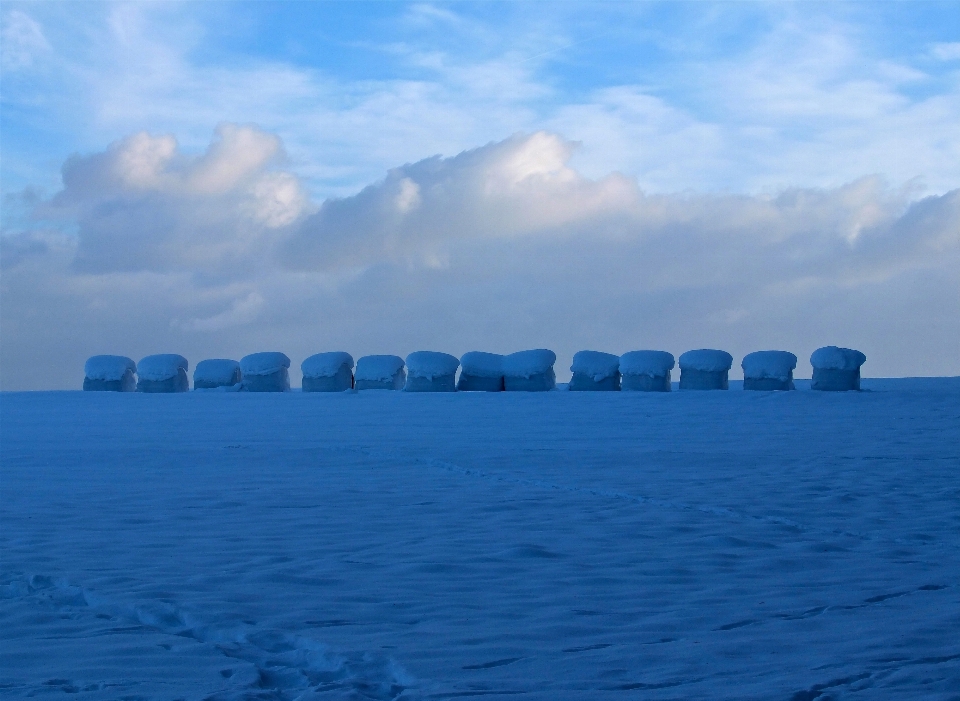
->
282 132 638 270
42 123 308 274
2 127 958 390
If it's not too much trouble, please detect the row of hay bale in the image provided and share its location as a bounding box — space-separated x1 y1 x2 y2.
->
83 346 867 393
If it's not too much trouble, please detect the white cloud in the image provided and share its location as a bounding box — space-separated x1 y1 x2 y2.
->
931 42 960 61
41 124 307 274
175 290 265 332
2 128 958 390
1 10 51 70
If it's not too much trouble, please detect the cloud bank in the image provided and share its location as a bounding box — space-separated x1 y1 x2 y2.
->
2 126 958 389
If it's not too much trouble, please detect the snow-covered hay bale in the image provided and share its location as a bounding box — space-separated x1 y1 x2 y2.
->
679 349 733 390
136 354 189 393
404 351 459 392
355 355 406 391
810 346 866 391
503 350 557 392
193 359 241 390
742 351 797 391
569 351 620 391
301 352 354 392
83 355 137 392
240 352 290 392
619 350 675 392
457 352 504 392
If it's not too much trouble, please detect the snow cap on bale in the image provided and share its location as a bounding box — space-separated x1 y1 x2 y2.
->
85 355 136 381
240 352 290 392
810 346 866 371
137 354 189 393
138 354 188 381
571 351 620 381
679 349 733 372
405 351 460 392
810 346 866 391
460 352 504 378
458 352 505 392
406 351 460 379
742 351 797 391
503 349 557 391
742 351 797 380
356 355 405 381
679 349 732 390
241 352 290 376
619 350 675 391
301 352 354 392
193 359 241 390
301 352 354 378
569 350 620 391
504 349 556 378
619 351 675 377
355 355 406 390
83 355 137 392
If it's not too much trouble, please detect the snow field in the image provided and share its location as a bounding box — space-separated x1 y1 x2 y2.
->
2 380 959 699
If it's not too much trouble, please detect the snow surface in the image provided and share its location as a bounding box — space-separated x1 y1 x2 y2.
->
83 355 136 381
811 346 867 371
405 352 460 380
355 355 405 382
741 351 798 380
193 359 240 385
503 349 557 378
570 351 620 382
301 352 354 379
240 352 290 376
136 354 189 382
3 379 960 699
679 349 734 372
459 352 504 378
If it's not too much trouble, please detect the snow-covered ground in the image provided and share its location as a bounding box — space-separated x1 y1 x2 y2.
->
2 379 959 700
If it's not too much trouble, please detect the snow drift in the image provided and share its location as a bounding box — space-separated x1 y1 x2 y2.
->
301 352 354 392
82 355 137 392
137 354 189 393
569 351 621 391
193 359 242 390
742 351 797 391
619 350 675 392
457 352 505 392
240 352 290 392
503 350 556 392
810 346 866 391
679 350 733 390
404 352 459 392
355 355 406 391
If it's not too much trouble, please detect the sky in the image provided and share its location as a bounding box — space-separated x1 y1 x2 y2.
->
1 1 958 390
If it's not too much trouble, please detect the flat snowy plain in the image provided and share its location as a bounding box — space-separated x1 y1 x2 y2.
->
2 379 959 700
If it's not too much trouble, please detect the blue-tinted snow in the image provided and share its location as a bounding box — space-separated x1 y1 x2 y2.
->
2 378 959 699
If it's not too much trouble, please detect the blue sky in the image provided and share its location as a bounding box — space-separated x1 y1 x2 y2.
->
4 1 958 203
1 2 958 388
